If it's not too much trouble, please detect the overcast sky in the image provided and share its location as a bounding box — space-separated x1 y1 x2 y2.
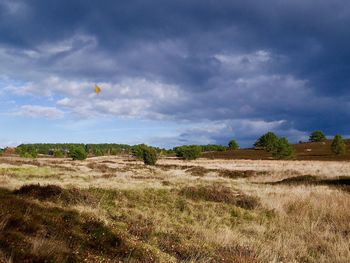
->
0 0 349 148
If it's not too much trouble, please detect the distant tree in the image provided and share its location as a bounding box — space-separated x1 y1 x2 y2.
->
142 147 158 165
272 137 295 159
21 152 37 159
254 132 279 152
228 139 239 150
93 149 104 157
331 134 346 155
53 150 64 158
132 144 149 159
309 130 326 142
200 144 227 152
175 145 201 160
69 146 87 160
17 146 37 159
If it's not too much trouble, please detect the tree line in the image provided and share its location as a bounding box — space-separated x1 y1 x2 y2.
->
7 129 347 164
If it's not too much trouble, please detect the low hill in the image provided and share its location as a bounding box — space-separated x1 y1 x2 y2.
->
202 140 350 161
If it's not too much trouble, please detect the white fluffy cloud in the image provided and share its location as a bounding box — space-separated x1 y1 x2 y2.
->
14 105 64 119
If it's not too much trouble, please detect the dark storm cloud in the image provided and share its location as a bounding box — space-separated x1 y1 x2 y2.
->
1 0 350 143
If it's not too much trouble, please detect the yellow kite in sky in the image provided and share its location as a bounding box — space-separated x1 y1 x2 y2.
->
94 84 101 94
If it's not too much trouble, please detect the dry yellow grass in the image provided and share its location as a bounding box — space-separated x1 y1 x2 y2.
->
0 155 349 262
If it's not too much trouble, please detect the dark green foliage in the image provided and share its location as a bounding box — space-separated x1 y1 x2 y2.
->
228 139 239 149
142 147 158 165
174 145 202 160
309 130 326 142
254 132 295 159
272 137 295 159
53 150 64 158
254 132 279 152
16 143 134 157
331 134 346 155
69 146 87 160
17 143 84 156
16 146 38 159
21 152 38 159
131 144 158 165
132 144 148 159
200 144 227 152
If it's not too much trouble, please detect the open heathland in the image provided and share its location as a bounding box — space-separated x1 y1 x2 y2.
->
0 155 349 262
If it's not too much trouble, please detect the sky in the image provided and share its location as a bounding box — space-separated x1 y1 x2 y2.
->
0 0 350 148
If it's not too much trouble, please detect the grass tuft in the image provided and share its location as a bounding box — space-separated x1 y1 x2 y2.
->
179 185 260 209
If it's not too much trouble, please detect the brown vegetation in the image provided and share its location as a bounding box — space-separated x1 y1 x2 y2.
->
203 140 350 161
0 155 349 262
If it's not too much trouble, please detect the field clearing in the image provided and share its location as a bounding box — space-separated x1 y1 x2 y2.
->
0 156 349 262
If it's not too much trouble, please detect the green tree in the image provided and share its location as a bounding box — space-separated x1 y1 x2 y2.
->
331 134 346 155
69 146 87 160
228 139 239 150
132 144 148 159
254 132 279 152
53 150 64 158
21 152 37 159
17 146 38 158
142 147 158 165
175 145 202 160
272 137 295 159
200 144 227 152
309 130 326 142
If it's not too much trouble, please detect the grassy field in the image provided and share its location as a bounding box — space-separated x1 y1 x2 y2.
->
0 156 349 262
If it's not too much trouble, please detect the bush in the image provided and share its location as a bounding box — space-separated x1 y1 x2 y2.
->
331 134 346 155
142 147 158 165
254 132 278 152
20 152 38 159
17 145 38 158
228 139 239 150
69 146 87 160
309 130 326 142
272 137 295 159
93 149 104 156
175 145 201 160
200 144 227 152
53 150 64 158
132 144 148 159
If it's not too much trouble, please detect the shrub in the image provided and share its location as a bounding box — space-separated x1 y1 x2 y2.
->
69 146 87 160
20 152 37 158
110 149 118 155
179 185 260 209
132 144 148 159
331 134 346 155
17 145 38 158
228 139 239 150
53 150 64 158
142 147 158 165
200 144 227 152
175 145 201 160
272 137 295 159
309 130 326 142
93 149 104 156
254 132 278 152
